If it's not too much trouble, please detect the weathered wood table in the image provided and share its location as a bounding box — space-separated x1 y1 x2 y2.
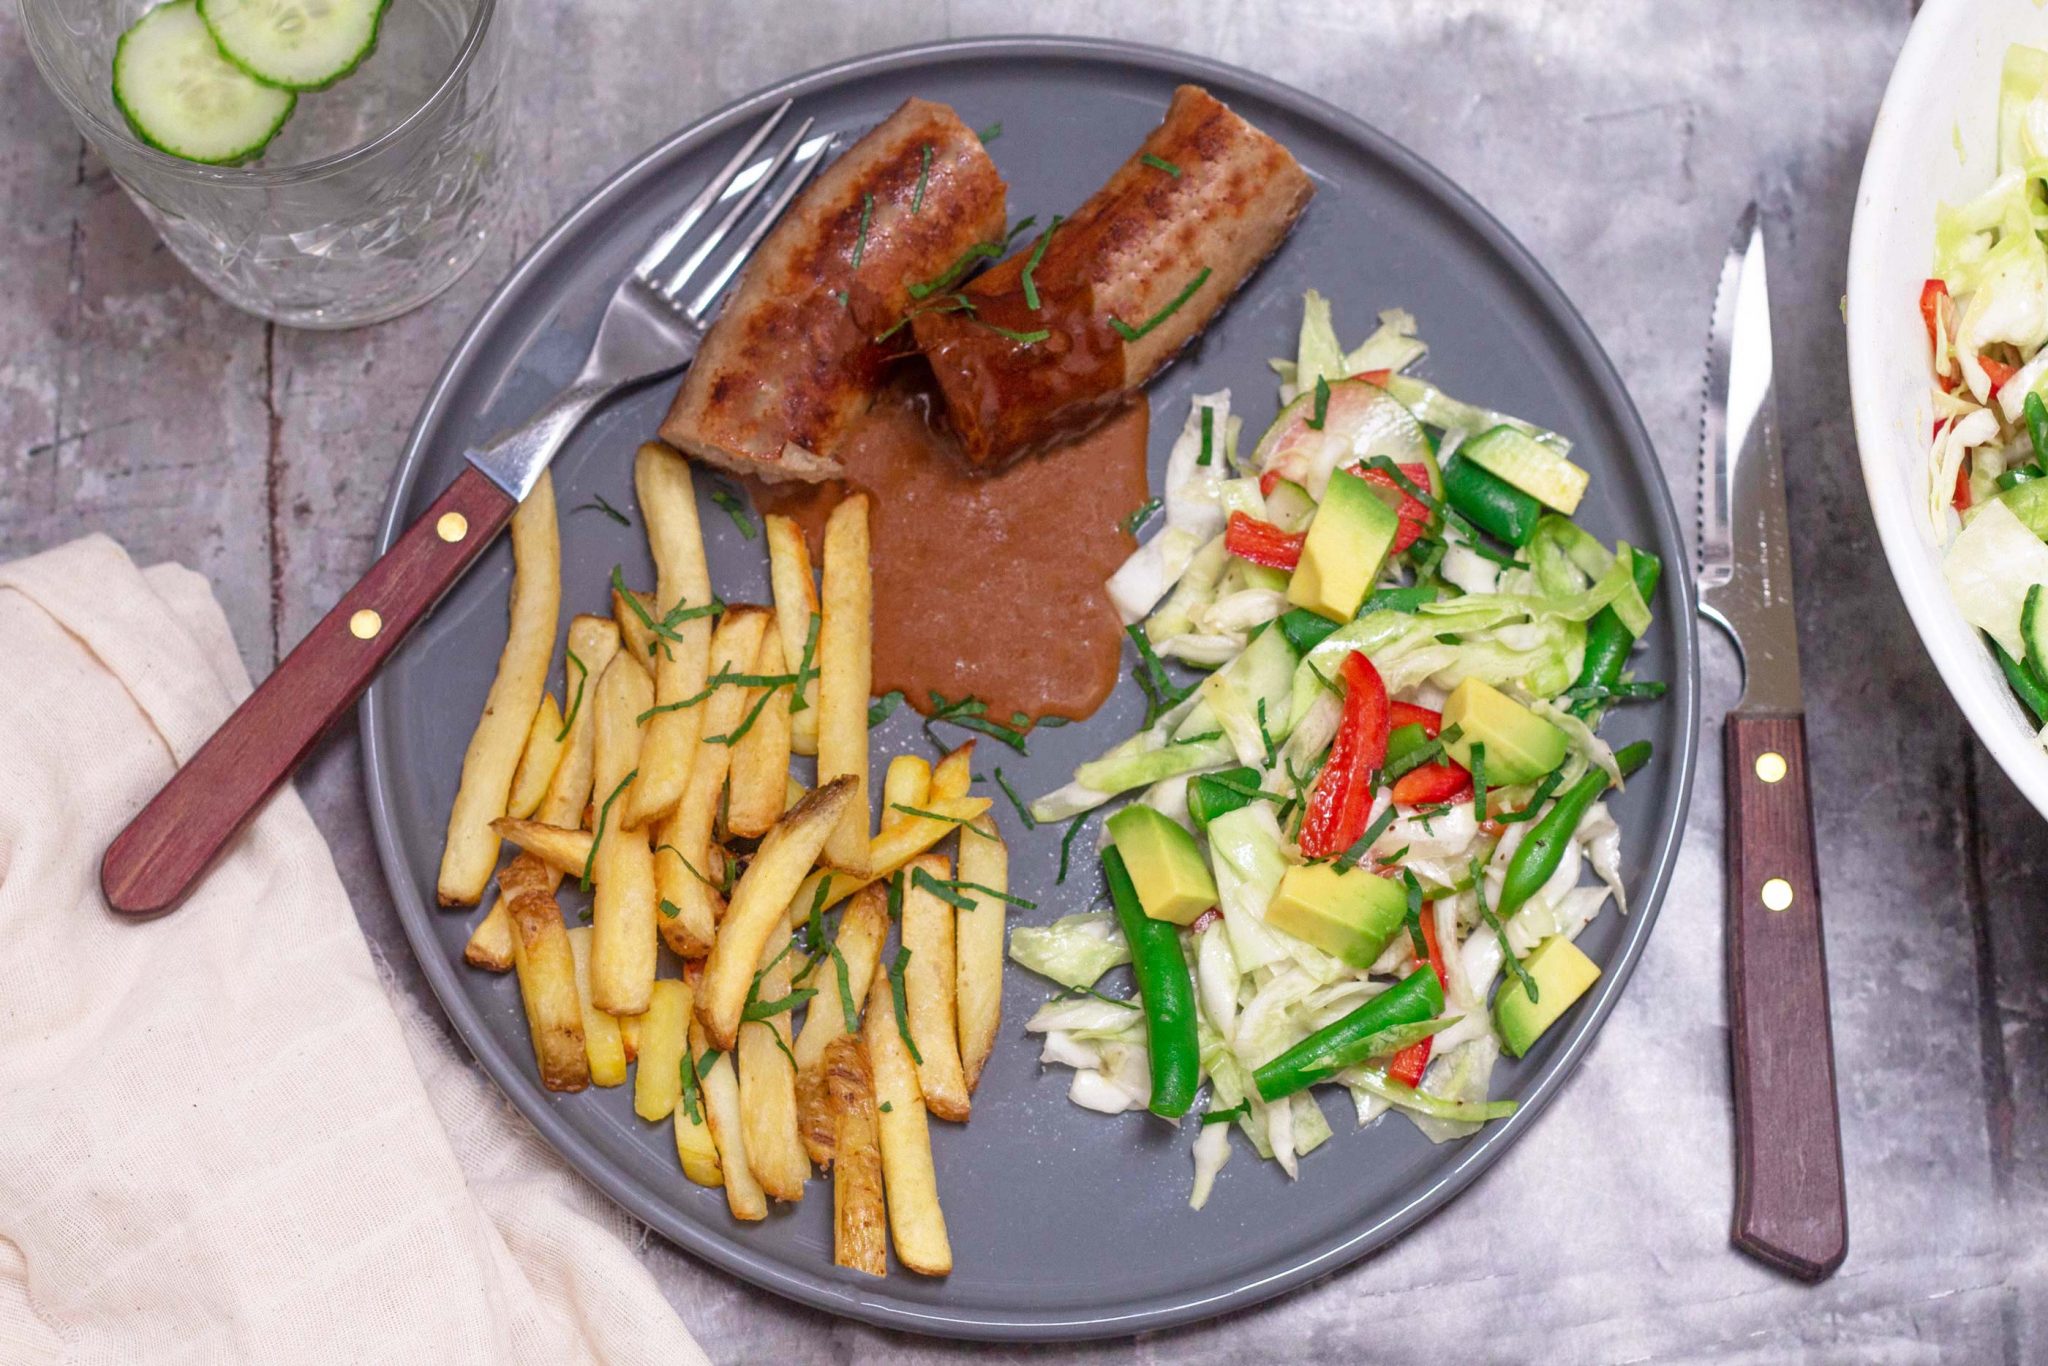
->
4 1 2027 1359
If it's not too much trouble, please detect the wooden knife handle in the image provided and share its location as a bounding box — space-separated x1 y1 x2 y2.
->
1724 711 1847 1282
101 466 516 917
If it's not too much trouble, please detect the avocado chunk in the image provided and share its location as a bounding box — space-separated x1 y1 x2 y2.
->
1188 767 1263 832
1494 935 1601 1057
1440 677 1567 786
1106 804 1217 925
1266 861 1409 969
1460 425 1590 515
1285 468 1401 622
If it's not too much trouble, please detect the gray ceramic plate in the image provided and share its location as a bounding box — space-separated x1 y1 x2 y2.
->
362 36 1700 1342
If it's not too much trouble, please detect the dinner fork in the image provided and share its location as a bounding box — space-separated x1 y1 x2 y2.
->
101 101 829 917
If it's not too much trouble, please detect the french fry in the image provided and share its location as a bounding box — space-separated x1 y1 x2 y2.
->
816 494 873 876
822 1037 887 1277
566 925 628 1087
617 1009 643 1063
589 653 657 1015
463 890 514 972
785 776 807 810
954 815 1007 1092
793 884 891 1166
489 818 594 879
654 607 769 955
633 978 691 1121
726 627 795 839
738 916 809 1201
698 777 859 1050
505 692 566 820
506 882 588 1093
864 965 951 1276
930 739 975 802
764 513 821 756
626 443 716 829
438 472 561 904
900 853 970 1122
536 614 621 834
693 1016 765 1220
613 587 661 678
781 796 994 925
879 755 932 832
672 966 723 1185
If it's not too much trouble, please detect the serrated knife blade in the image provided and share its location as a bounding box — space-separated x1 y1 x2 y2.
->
1700 204 1846 1284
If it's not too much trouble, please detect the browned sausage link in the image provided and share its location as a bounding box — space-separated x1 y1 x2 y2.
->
915 86 1314 468
659 98 1008 483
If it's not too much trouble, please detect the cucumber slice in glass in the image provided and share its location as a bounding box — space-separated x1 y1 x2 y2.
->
199 0 390 92
113 0 296 165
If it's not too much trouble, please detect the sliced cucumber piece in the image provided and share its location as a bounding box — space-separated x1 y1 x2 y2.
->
2024 584 2048 687
1459 425 1591 515
199 0 390 92
113 1 296 165
1251 379 1430 500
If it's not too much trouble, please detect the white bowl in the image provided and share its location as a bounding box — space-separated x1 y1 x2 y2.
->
1848 0 2048 813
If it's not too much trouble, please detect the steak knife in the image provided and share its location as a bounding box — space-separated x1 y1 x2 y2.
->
1699 204 1847 1282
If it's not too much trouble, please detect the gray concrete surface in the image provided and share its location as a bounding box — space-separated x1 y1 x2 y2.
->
3 0 2027 1360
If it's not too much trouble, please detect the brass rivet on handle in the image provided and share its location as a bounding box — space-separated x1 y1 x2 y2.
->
1761 877 1794 912
1754 751 1787 784
349 609 383 640
437 512 469 543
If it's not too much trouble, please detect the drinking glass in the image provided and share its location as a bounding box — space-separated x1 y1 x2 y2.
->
21 0 512 329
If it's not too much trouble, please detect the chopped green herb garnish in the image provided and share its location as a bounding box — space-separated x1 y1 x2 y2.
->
659 898 683 919
1109 266 1211 342
911 143 932 214
1057 813 1090 883
1470 741 1487 823
705 685 778 747
709 487 756 539
874 292 975 344
656 842 721 894
1120 496 1164 536
1562 680 1669 704
992 768 1038 831
973 319 1052 346
869 690 906 727
908 242 1003 300
1473 855 1538 1002
1125 624 1196 727
830 944 859 1034
803 875 832 952
638 665 801 723
910 866 1035 910
556 648 589 742
1170 729 1225 747
1493 768 1566 825
1307 375 1331 431
1140 152 1183 177
850 191 874 271
1019 215 1062 311
890 803 997 838
1198 404 1215 466
582 768 639 890
1402 870 1427 959
679 1052 705 1125
789 612 820 714
1201 1099 1250 1125
1382 738 1445 783
879 1100 894 1113
742 987 817 1023
1362 585 1439 614
977 121 1002 143
611 565 722 661
1333 802 1399 873
1256 696 1278 767
1052 982 1141 1010
572 494 631 526
925 691 1031 753
887 947 922 1064
887 870 905 921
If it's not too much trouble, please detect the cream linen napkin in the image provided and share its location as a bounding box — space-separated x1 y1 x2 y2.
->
0 536 710 1366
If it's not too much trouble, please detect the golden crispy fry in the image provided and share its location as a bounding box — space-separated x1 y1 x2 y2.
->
566 925 628 1087
900 853 970 1122
793 884 891 1166
816 494 873 875
613 587 661 678
505 692 566 821
463 892 514 972
822 1037 887 1277
726 627 796 839
439 473 560 904
617 1009 642 1063
781 796 994 925
864 964 951 1275
693 1016 765 1220
738 916 809 1201
627 443 716 828
764 513 822 757
536 614 621 835
953 814 1008 1092
698 777 859 1050
930 739 975 802
879 755 932 832
785 776 807 810
589 653 658 1015
654 607 769 955
633 978 691 1121
506 881 588 1093
488 818 594 879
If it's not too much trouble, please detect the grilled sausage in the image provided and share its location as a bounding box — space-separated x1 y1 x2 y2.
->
913 86 1313 468
658 98 1008 482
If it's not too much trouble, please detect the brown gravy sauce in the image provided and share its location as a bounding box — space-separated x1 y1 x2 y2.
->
750 393 1151 725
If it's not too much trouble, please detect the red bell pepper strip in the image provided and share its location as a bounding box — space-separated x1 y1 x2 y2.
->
1954 461 1973 513
1357 463 1434 553
1920 278 1948 350
1259 469 1287 498
1354 368 1392 386
1225 511 1306 570
1981 352 2020 398
1299 652 1390 858
1388 701 1441 736
1390 760 1473 807
1386 913 1447 1087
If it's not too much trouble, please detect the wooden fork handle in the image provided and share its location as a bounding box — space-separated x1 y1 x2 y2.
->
101 466 516 917
1725 711 1848 1282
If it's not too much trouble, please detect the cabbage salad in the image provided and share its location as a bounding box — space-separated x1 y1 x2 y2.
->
1003 294 1663 1208
1923 43 2048 733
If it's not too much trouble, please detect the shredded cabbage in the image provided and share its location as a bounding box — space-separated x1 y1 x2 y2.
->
1009 912 1130 990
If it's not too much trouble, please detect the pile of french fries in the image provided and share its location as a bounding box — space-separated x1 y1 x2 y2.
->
435 442 1012 1278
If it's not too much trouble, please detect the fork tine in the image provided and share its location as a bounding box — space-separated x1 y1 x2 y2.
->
632 99 793 283
683 132 833 321
659 116 815 301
